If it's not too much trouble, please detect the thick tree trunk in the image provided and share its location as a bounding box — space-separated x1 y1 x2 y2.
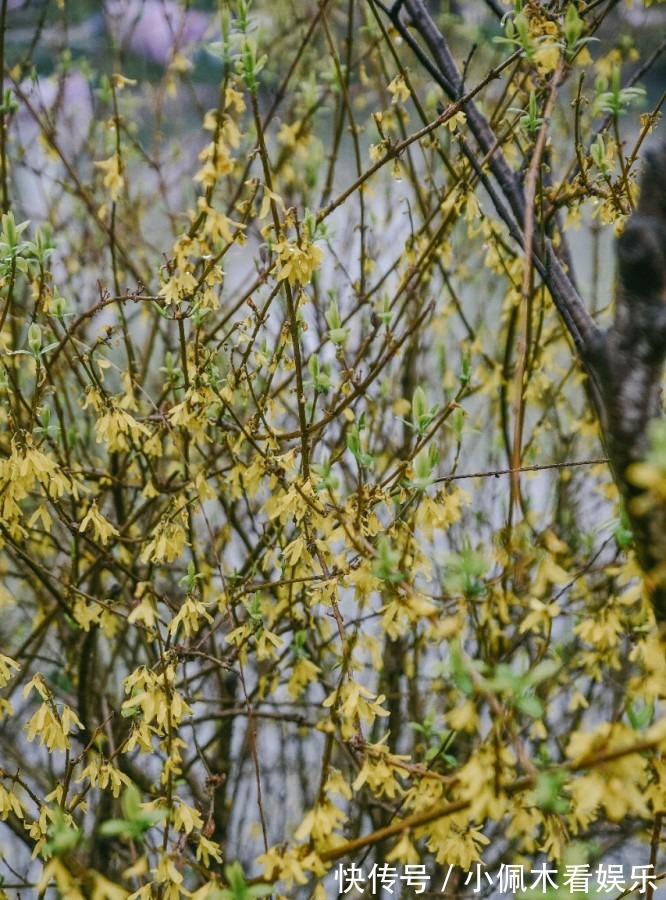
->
588 143 666 623
387 0 666 627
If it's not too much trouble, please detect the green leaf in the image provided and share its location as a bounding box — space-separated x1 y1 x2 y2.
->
515 694 543 719
532 771 569 815
42 808 82 857
372 536 404 583
215 862 274 899
99 787 166 841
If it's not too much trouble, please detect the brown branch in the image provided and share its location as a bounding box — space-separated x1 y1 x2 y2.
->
318 732 666 864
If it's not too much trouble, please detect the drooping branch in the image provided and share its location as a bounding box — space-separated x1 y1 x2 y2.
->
386 0 602 357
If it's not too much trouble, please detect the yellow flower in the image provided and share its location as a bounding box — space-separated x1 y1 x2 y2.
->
128 886 153 900
95 154 124 202
277 120 301 147
77 757 131 798
385 831 420 864
36 860 86 899
79 501 119 545
256 626 284 660
257 847 310 887
140 510 188 563
194 135 235 186
225 86 246 113
535 42 562 74
128 594 159 630
95 407 151 452
323 681 389 738
288 657 321 698
159 268 199 305
153 855 183 886
428 819 489 868
196 834 224 866
446 111 467 132
111 73 137 90
171 799 203 834
387 73 410 103
23 673 50 700
0 654 19 688
369 141 386 163
0 783 23 820
197 198 246 246
24 701 83 751
293 798 347 842
168 595 213 639
73 598 103 631
275 237 323 287
27 503 53 532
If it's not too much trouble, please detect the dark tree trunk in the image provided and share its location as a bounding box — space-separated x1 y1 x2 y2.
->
385 0 666 629
588 144 666 623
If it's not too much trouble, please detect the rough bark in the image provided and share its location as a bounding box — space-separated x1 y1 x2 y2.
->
588 143 666 622
385 0 666 625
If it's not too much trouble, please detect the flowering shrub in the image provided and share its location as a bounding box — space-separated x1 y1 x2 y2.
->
1 1 665 898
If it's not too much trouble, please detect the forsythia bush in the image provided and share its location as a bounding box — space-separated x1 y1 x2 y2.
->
0 0 664 897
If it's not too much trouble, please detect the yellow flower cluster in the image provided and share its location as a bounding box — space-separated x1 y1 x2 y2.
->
275 235 324 287
0 441 74 541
